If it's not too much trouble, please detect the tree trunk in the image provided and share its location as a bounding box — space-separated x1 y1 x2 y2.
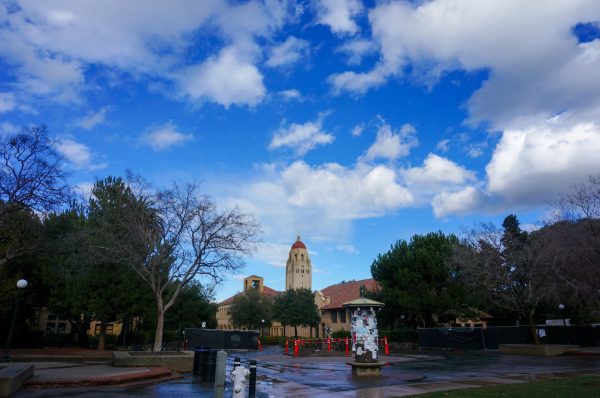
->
154 299 165 352
98 321 107 351
294 326 298 338
528 312 540 345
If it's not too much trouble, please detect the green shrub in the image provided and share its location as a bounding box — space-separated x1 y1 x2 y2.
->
332 330 351 339
88 333 118 348
261 335 286 345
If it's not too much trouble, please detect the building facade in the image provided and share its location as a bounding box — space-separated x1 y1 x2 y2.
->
216 236 378 338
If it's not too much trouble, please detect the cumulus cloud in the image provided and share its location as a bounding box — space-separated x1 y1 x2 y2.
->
75 106 110 130
332 1 600 131
314 0 363 36
266 36 310 67
140 122 193 151
432 186 487 218
269 114 335 156
486 120 600 206
178 47 266 108
362 122 418 161
336 38 377 65
0 1 289 108
55 138 107 170
219 160 413 243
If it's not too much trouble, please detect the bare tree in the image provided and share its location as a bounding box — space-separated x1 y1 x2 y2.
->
0 125 71 266
456 216 558 344
91 177 260 351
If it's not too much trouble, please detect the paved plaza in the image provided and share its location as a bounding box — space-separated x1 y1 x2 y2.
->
13 346 600 397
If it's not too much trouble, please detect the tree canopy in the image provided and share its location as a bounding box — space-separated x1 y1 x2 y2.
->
272 288 319 337
370 231 470 328
228 288 271 330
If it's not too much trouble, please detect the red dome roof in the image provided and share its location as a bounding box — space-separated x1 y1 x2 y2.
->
291 235 306 249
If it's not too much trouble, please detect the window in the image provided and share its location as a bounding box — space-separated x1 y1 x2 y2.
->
301 254 304 260
295 254 297 260
340 310 346 323
251 280 259 288
331 311 337 323
57 323 66 335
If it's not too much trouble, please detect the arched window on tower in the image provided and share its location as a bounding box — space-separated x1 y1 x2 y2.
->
301 253 304 261
295 253 298 260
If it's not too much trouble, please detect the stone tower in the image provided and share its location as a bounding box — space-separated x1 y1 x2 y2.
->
285 235 312 291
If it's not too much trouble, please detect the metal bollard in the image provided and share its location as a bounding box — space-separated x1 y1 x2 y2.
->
214 350 227 398
248 360 257 398
231 364 249 398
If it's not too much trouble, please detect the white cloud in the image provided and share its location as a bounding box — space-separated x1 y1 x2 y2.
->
179 47 266 107
140 122 193 151
336 244 358 254
337 38 377 65
219 160 413 243
314 0 363 36
278 89 302 101
362 122 417 161
351 124 363 136
403 153 476 191
75 106 110 130
0 92 16 113
0 1 290 108
55 138 107 170
269 114 335 156
254 242 292 268
432 186 487 218
74 181 94 200
266 36 310 67
486 120 600 207
332 0 600 131
436 139 449 152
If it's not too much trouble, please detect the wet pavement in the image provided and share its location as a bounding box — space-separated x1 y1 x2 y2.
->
15 347 600 397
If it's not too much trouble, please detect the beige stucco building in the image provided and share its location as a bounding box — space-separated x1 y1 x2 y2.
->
216 236 378 338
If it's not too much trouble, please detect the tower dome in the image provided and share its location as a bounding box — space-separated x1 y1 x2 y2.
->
291 235 306 249
285 235 312 291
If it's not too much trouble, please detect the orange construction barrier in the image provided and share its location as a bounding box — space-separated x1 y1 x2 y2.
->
345 337 349 356
327 338 331 352
294 339 299 357
258 338 262 351
285 339 289 355
384 336 389 355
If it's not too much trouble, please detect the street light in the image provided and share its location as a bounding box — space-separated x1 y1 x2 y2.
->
2 279 28 362
558 303 566 326
261 319 265 337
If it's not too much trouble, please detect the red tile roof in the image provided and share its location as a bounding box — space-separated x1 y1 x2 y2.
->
218 285 280 305
319 278 380 310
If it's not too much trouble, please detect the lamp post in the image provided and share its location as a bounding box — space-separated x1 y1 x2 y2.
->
261 319 265 337
558 304 566 327
2 279 28 362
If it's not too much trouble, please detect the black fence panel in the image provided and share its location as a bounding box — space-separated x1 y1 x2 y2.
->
418 325 600 350
184 328 259 350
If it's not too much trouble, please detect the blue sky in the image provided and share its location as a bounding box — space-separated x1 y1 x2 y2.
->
1 1 600 301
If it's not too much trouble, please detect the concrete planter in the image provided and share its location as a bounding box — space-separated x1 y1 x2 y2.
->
499 344 580 357
113 351 194 372
0 363 34 397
